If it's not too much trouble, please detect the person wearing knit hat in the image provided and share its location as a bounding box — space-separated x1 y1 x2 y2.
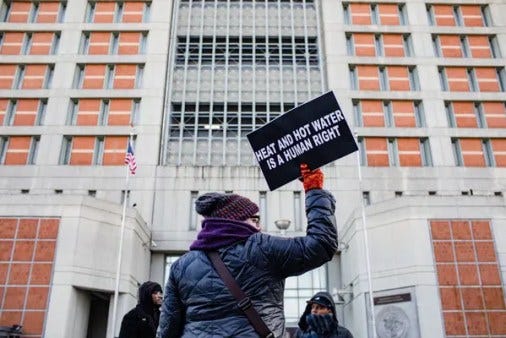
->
159 163 338 338
119 281 163 338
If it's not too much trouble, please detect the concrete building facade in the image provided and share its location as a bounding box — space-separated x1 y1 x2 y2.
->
0 0 505 337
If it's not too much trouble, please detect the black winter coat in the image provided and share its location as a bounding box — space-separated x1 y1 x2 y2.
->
119 282 161 338
159 189 338 338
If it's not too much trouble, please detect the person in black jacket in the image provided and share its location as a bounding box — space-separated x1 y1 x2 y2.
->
295 291 354 338
119 281 163 338
158 164 338 338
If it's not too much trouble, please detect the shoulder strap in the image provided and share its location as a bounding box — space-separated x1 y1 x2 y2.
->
206 251 274 338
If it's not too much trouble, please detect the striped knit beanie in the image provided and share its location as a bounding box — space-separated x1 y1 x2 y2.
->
195 192 259 221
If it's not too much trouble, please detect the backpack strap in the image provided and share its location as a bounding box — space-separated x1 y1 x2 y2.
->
206 251 274 338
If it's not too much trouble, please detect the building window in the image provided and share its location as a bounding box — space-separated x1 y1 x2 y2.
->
349 66 358 90
481 6 492 26
343 4 350 24
483 139 495 166
453 6 463 26
21 33 32 54
383 101 394 127
420 138 433 167
489 36 501 58
105 65 114 89
388 138 398 166
408 67 420 91
29 2 39 23
497 68 506 92
451 139 464 166
374 35 383 57
475 103 487 128
140 32 148 54
353 101 362 127
0 137 7 163
460 36 470 57
99 100 110 126
414 102 425 127
111 33 119 54
398 4 408 25
439 68 448 91
164 255 182 288
94 137 104 165
467 68 478 92
432 36 441 57
346 34 353 56
189 191 198 230
379 67 388 91
14 65 25 89
80 33 90 54
446 103 456 127
60 136 72 164
115 2 124 22
370 4 379 25
284 264 327 323
403 34 413 57
85 2 95 23
293 191 302 231
259 191 267 230
3 100 16 125
27 136 39 165
362 191 371 205
358 137 366 165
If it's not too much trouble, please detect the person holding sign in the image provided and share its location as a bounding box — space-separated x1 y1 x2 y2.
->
158 164 338 338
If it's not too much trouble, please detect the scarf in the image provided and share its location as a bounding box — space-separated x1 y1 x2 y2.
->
301 314 338 338
190 217 259 250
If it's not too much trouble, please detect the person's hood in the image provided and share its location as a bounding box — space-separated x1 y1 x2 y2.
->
137 281 162 314
298 291 337 331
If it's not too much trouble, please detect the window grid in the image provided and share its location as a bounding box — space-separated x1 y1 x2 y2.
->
165 0 324 165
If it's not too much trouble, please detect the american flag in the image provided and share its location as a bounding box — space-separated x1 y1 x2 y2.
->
124 141 137 175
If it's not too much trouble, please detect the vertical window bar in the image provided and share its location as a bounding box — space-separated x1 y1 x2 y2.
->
80 32 90 54
475 103 487 128
375 34 383 57
409 67 419 91
460 36 470 57
379 67 388 91
403 34 413 57
0 137 8 164
68 99 78 125
36 99 47 126
349 66 358 90
132 99 140 126
420 138 433 166
489 36 501 58
60 136 72 164
481 6 491 27
439 68 448 91
453 6 462 26
432 35 441 57
383 101 393 127
189 191 198 230
358 137 367 166
497 68 506 92
140 32 148 54
451 138 464 166
100 100 109 126
143 2 151 22
483 139 495 167
414 101 425 127
105 65 114 89
426 5 435 26
5 100 16 126
445 102 456 127
27 136 39 165
22 33 32 54
94 137 104 165
1 2 11 22
44 65 54 89
86 2 95 23
115 2 123 23
343 3 350 25
467 68 478 92
74 65 84 88
58 2 66 23
388 138 398 166
111 32 119 54
371 4 379 25
399 4 407 25
29 2 39 23
353 101 362 127
136 65 144 89
14 65 25 89
346 34 354 56
51 33 60 54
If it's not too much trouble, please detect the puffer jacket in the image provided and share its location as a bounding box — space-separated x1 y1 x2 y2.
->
159 189 338 338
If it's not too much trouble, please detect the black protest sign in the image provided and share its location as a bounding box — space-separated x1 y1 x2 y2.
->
247 91 358 191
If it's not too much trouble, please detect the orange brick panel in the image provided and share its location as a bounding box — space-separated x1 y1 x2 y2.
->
360 100 384 127
108 99 133 125
439 287 461 310
76 99 101 126
88 32 111 55
22 65 47 89
0 65 17 89
70 136 95 165
93 2 116 23
30 263 52 284
452 102 477 128
0 264 8 284
445 68 470 92
475 242 497 262
26 287 49 310
483 287 506 309
433 5 456 26
454 242 475 262
460 138 485 167
83 65 106 89
482 102 506 128
39 219 59 239
397 138 421 166
350 3 371 25
471 220 492 239
365 138 389 166
36 2 60 23
431 221 451 240
466 312 488 334
357 65 380 91
34 241 56 262
492 139 506 167
122 2 145 23
14 99 40 126
378 4 399 25
475 68 500 92
0 218 17 238
392 101 415 127
22 311 45 335
4 136 31 165
13 241 34 261
457 263 479 285
439 35 462 58
0 99 8 125
113 65 137 89
4 286 26 309
0 311 22 328
17 219 38 239
488 312 506 334
443 312 466 335
7 2 31 23
387 66 410 91
479 264 501 285
102 136 128 165
30 32 54 55
451 220 471 239
118 32 141 55
461 5 484 27
468 35 492 58
352 33 375 56
8 263 30 284
0 241 13 260
0 32 24 54
382 34 404 57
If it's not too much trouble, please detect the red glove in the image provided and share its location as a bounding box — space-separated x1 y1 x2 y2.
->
300 163 324 191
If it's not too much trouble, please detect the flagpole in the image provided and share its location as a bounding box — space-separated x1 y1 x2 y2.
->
355 139 377 338
110 132 133 338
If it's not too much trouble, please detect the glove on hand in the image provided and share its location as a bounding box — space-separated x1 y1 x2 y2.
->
300 163 324 191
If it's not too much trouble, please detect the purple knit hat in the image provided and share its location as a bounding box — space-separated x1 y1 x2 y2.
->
195 192 259 221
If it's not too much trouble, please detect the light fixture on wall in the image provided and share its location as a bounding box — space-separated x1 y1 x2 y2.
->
337 241 349 252
274 219 291 236
332 287 354 305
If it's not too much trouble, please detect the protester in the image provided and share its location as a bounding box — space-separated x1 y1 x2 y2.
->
158 163 338 338
295 291 354 338
119 281 163 338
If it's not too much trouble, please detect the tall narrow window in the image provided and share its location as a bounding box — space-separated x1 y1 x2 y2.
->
451 139 463 166
44 65 54 89
132 99 140 125
115 2 123 22
85 2 95 23
94 137 104 165
349 66 358 90
414 102 425 127
403 35 413 57
362 191 371 206
432 36 441 57
426 5 435 26
497 68 506 92
460 36 470 57
475 103 487 128
408 67 420 91
60 136 72 164
4 100 16 126
374 35 383 56
143 2 151 22
399 4 408 25
358 137 366 165
51 33 60 54
58 2 66 23
388 138 398 166
99 100 109 126
22 33 32 54
36 100 47 125
453 6 463 26
489 36 501 58
105 65 114 89
379 67 388 91
293 191 302 231
136 65 144 88
482 139 495 166
343 4 350 25
371 4 379 24
121 190 130 205
353 101 362 127
439 68 448 91
420 138 433 166
111 33 119 54
14 65 25 89
446 103 456 127
0 137 7 164
140 33 148 54
0 2 11 22
68 100 78 125
29 2 39 23
27 136 39 165
80 33 90 54
346 34 353 56
259 191 267 230
467 68 478 92
189 191 198 230
383 101 393 127
481 6 491 27
73 65 84 88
